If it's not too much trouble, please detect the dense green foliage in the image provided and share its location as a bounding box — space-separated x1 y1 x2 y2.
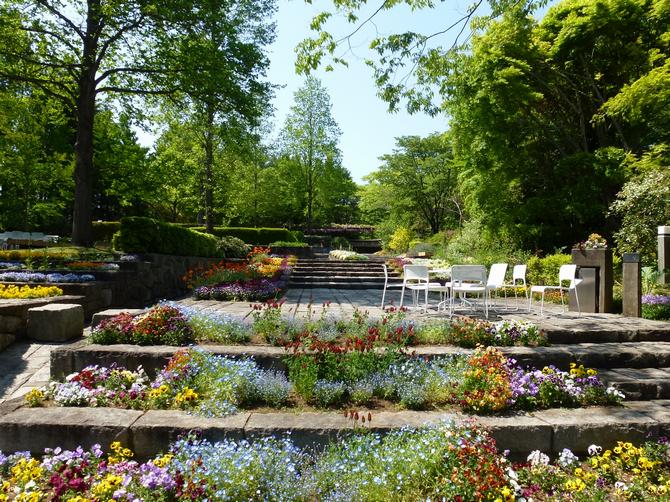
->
0 0 276 244
278 77 358 228
112 217 220 257
361 134 463 237
193 227 301 245
312 0 670 256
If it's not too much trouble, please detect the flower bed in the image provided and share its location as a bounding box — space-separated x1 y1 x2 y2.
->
3 422 669 501
328 249 368 261
0 422 514 501
0 283 62 299
90 305 194 346
642 294 670 320
515 438 670 500
34 346 622 416
90 301 547 349
0 272 95 283
184 248 294 302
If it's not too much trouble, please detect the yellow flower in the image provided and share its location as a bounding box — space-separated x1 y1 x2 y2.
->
92 474 123 499
153 453 174 468
175 387 199 407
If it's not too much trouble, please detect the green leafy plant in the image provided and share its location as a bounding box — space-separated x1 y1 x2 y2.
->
216 236 251 259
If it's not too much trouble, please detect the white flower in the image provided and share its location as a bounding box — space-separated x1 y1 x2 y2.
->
527 450 550 467
558 448 579 467
606 387 625 399
587 444 602 456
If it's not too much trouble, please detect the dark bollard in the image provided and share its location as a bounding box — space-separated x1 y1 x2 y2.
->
659 226 670 285
622 253 641 317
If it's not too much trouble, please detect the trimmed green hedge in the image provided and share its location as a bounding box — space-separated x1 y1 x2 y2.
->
92 221 121 243
193 227 302 245
112 217 220 257
526 253 572 285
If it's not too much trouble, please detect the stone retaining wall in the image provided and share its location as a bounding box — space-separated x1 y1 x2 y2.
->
106 254 221 308
50 340 670 379
0 398 665 460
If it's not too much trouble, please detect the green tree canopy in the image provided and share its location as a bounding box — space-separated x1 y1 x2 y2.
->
0 0 275 244
366 133 462 235
279 76 347 229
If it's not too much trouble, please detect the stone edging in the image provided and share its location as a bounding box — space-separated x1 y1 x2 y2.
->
1 399 668 460
51 340 670 379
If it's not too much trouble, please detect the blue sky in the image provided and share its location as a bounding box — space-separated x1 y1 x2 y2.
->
267 0 556 183
266 0 468 183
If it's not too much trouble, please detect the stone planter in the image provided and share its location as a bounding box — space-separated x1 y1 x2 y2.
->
571 248 614 313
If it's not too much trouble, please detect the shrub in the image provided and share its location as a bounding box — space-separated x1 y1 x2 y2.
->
269 241 309 248
193 227 299 245
112 217 220 257
216 236 251 259
388 227 413 253
407 241 435 257
91 221 120 243
331 236 351 250
526 253 572 285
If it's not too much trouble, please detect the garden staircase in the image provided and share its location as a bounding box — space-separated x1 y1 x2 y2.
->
288 255 401 289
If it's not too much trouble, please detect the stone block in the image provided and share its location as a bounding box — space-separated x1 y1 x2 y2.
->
131 410 248 460
474 414 552 456
27 303 84 342
0 333 15 352
0 407 140 454
91 308 146 328
536 407 658 455
246 412 354 451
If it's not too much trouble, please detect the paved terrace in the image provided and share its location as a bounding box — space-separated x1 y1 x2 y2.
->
1 288 668 404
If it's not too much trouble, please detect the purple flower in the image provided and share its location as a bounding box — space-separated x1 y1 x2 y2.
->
642 294 670 305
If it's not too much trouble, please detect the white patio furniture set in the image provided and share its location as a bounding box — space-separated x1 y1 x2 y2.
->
381 262 581 317
0 231 59 249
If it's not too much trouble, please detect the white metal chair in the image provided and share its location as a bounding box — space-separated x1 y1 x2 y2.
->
502 264 528 310
399 265 441 312
380 263 404 308
529 264 581 315
449 265 489 318
484 263 508 311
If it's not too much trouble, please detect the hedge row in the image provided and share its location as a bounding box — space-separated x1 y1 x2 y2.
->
192 226 303 245
112 217 220 257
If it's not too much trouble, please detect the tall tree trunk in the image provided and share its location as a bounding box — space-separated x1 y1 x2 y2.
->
203 104 215 233
71 0 101 247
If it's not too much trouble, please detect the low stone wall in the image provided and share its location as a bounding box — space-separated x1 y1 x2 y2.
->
51 341 286 379
50 339 670 380
0 296 85 339
106 254 221 308
0 398 663 460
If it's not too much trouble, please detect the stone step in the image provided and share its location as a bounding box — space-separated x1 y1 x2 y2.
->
296 260 380 266
288 279 384 289
52 340 670 380
291 268 392 279
1 400 668 459
289 276 393 283
601 368 670 400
